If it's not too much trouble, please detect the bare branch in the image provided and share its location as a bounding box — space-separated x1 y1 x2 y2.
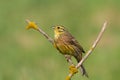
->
26 19 108 80
76 20 108 68
26 19 54 44
67 21 108 79
37 28 54 44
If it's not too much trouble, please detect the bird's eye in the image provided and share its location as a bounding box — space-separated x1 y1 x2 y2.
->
57 26 60 29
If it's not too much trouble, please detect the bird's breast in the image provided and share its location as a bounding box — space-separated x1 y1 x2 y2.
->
54 37 75 55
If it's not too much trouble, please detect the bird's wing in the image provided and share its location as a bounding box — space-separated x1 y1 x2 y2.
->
64 32 85 53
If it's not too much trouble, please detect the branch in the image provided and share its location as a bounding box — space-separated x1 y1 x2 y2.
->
26 19 54 44
25 19 108 80
66 21 108 79
76 21 108 68
26 19 74 64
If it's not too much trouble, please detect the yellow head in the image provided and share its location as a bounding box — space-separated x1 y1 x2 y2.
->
53 25 66 38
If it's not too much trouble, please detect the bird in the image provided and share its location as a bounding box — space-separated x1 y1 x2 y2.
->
53 25 88 77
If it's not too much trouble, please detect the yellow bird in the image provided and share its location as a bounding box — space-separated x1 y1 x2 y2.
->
53 25 88 77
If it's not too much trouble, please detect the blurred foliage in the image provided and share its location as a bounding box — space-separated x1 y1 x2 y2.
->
0 0 120 80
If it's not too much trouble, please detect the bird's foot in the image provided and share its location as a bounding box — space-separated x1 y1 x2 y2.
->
65 55 71 62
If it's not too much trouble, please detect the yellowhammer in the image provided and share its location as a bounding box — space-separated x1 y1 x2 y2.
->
53 25 88 77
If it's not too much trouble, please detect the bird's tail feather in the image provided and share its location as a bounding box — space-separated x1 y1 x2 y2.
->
74 55 88 77
80 65 89 77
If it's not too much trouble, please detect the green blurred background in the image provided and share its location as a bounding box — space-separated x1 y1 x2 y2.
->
0 0 120 80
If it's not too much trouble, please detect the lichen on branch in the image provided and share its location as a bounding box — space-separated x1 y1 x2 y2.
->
26 19 39 30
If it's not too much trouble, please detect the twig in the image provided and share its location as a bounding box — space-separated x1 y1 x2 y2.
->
76 21 108 68
25 19 108 80
26 19 54 44
67 21 108 79
26 19 74 68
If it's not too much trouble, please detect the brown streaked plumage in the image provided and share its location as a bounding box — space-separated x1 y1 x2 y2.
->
53 25 88 77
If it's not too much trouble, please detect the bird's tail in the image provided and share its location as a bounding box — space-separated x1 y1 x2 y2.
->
74 55 88 77
80 64 89 77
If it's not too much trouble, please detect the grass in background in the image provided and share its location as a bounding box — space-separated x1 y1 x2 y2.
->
0 0 120 80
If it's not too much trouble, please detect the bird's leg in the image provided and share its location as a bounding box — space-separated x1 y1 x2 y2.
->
65 55 78 73
64 55 72 63
65 55 78 80
66 63 78 80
